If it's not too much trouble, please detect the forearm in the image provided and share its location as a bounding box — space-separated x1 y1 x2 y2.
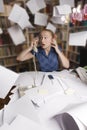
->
16 47 33 61
56 49 70 69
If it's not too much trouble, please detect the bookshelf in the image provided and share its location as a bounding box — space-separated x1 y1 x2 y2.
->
0 0 86 71
0 1 30 72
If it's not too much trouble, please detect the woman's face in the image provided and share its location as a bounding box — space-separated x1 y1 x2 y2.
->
40 30 53 49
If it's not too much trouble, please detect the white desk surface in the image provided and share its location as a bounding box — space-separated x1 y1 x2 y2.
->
0 70 87 130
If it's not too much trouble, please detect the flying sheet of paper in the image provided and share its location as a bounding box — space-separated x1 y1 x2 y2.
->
8 25 26 45
8 4 29 23
46 22 56 33
34 12 48 26
69 31 87 46
26 0 46 14
0 0 4 13
18 17 34 30
8 4 29 29
3 94 39 124
0 65 19 99
59 0 75 7
9 115 47 130
51 16 65 24
53 5 71 15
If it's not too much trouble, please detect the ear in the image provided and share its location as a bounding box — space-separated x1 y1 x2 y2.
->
53 34 57 39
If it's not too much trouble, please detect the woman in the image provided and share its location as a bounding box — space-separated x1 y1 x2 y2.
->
17 29 69 72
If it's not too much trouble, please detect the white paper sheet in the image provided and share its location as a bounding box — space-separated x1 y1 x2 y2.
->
59 0 75 7
46 23 56 33
18 18 34 29
65 102 87 127
34 12 48 26
8 114 47 130
0 109 3 126
0 0 4 13
3 94 39 124
0 65 19 99
69 31 87 46
53 5 71 15
0 123 9 130
51 16 65 24
8 25 26 45
26 0 46 14
8 4 29 22
8 4 29 30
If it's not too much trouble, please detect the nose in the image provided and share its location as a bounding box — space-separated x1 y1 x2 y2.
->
41 38 44 43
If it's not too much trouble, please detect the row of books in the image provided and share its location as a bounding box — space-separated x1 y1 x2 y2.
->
0 45 16 57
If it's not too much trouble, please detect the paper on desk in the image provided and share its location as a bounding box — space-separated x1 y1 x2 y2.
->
59 0 75 7
0 109 4 126
65 102 87 127
0 65 19 99
25 75 64 106
69 31 87 46
53 5 71 15
26 0 46 14
46 22 56 33
0 0 4 13
3 94 39 124
8 25 26 45
34 12 48 26
9 114 47 130
0 123 9 130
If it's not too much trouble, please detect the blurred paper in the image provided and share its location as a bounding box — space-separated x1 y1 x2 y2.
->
0 65 19 99
4 95 39 124
9 115 47 130
0 123 9 130
0 0 4 13
51 16 65 24
8 25 26 45
18 17 34 30
66 102 87 127
69 31 87 46
8 4 29 29
46 23 56 33
59 0 75 7
53 5 71 15
0 109 3 126
34 12 48 26
0 28 3 34
26 0 46 14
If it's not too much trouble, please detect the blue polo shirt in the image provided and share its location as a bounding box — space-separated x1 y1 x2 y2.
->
31 46 60 72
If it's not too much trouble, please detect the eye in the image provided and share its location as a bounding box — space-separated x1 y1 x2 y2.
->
44 37 47 39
